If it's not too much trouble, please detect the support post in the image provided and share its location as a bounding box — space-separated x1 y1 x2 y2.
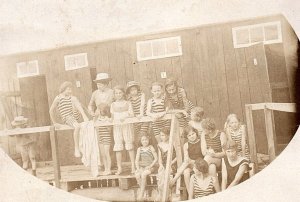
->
50 126 61 188
245 105 258 171
161 115 179 202
264 107 277 162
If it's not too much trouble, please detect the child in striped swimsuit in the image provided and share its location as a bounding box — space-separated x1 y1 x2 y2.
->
189 158 220 199
224 114 250 160
146 82 169 143
126 81 149 146
49 81 89 157
135 134 158 201
111 85 135 175
96 103 112 175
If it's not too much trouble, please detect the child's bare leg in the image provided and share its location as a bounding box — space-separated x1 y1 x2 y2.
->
115 151 122 174
104 145 111 174
99 144 106 172
128 149 135 173
135 170 142 185
170 162 189 186
73 123 81 157
249 162 255 177
183 168 192 195
139 169 151 199
204 155 221 167
29 143 37 176
20 145 29 170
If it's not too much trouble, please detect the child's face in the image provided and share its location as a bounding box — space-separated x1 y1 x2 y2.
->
187 130 197 142
191 111 202 122
114 89 124 100
97 82 108 91
141 136 149 147
129 86 138 96
226 148 237 161
166 84 177 95
151 85 162 98
159 132 169 142
64 87 72 96
228 117 239 130
193 165 200 175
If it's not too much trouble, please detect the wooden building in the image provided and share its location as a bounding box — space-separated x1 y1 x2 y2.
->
0 14 298 164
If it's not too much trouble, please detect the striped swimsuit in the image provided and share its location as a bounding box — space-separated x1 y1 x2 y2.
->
139 146 154 168
97 117 111 145
205 131 223 153
128 93 149 136
57 95 80 127
150 96 170 137
229 126 250 160
192 175 215 198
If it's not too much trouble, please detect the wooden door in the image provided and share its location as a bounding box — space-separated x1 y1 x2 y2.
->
19 75 52 161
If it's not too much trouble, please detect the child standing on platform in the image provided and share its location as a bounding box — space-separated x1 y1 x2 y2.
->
49 81 89 157
11 116 37 176
110 85 135 175
146 82 169 143
96 103 112 175
126 81 149 145
135 134 158 201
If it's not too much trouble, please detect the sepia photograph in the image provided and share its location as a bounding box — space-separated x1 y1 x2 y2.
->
0 1 299 201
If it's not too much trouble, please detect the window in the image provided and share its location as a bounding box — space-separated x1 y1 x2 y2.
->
232 21 282 48
16 60 39 78
64 53 88 71
136 36 182 61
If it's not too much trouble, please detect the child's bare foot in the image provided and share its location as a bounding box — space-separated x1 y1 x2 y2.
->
115 169 122 175
102 170 112 176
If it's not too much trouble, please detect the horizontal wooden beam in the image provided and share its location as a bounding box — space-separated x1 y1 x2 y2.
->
0 91 21 97
0 114 173 136
265 103 296 113
245 103 265 110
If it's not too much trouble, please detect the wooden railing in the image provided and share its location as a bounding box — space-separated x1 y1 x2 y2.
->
245 103 296 171
0 114 180 202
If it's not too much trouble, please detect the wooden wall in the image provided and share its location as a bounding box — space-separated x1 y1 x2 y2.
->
0 14 298 161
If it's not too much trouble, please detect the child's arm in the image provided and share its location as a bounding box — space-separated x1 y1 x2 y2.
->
146 99 156 118
227 163 248 189
200 132 208 156
221 158 228 191
213 176 221 193
49 96 60 125
188 175 195 200
183 143 190 163
72 96 89 122
88 92 96 116
146 146 158 169
209 132 226 158
241 125 247 157
135 147 141 170
139 93 146 117
128 102 134 118
110 103 115 120
158 145 163 168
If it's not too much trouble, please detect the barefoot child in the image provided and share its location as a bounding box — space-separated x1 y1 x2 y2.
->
111 85 135 175
96 104 112 175
11 116 37 176
135 134 158 201
146 82 169 143
156 127 177 201
126 81 148 145
49 81 89 157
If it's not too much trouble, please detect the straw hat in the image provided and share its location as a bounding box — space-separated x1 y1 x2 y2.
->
126 81 140 93
11 116 28 126
93 73 112 82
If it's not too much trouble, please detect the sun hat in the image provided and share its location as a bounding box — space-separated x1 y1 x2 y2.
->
11 116 28 126
93 73 112 82
59 81 73 93
126 81 140 94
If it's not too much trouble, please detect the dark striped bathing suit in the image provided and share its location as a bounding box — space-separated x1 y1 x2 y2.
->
150 96 170 137
192 175 215 198
166 88 194 128
57 95 80 127
224 156 249 187
128 93 148 135
139 146 154 167
188 139 204 160
205 131 223 153
97 123 111 145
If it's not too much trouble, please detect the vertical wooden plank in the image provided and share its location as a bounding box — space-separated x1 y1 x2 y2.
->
162 115 179 202
222 25 243 119
245 105 258 171
123 39 134 82
171 57 183 86
264 107 277 162
50 126 61 188
115 40 127 86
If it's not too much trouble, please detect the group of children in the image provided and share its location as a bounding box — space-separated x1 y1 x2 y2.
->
13 72 252 201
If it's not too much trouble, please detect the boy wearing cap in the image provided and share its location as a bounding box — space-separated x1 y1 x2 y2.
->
11 116 37 176
49 81 89 157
